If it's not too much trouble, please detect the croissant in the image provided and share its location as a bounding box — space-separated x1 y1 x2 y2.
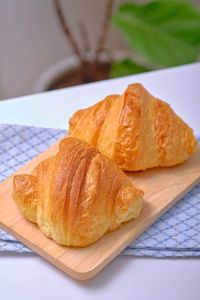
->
13 137 143 247
68 83 197 171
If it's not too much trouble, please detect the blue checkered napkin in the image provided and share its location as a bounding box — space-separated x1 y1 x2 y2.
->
122 182 200 257
0 124 200 257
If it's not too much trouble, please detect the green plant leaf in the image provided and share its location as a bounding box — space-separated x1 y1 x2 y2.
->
109 58 150 78
111 1 200 67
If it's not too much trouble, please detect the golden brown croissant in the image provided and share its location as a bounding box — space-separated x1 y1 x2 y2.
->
13 137 143 247
68 83 197 171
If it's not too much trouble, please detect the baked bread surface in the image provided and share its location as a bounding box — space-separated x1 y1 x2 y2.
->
13 137 143 247
68 83 197 171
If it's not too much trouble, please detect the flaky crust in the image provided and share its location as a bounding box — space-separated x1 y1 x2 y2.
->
13 137 143 247
68 83 197 171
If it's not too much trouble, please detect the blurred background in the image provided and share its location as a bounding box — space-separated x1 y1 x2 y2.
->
0 0 200 100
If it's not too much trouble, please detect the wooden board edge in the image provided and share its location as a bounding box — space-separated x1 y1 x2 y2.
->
1 175 200 280
84 174 200 279
0 221 88 280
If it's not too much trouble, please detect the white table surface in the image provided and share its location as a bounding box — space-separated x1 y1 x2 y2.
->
0 63 200 300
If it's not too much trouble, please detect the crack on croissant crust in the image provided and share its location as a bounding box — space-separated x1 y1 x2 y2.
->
13 137 143 247
68 83 197 171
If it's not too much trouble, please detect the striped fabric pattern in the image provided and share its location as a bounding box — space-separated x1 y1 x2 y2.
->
0 124 199 257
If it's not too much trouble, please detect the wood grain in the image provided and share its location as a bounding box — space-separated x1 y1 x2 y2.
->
0 140 200 280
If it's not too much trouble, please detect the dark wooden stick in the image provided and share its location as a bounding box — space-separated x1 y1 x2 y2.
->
95 0 114 63
54 0 84 62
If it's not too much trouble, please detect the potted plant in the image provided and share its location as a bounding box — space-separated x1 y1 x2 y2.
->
34 0 200 93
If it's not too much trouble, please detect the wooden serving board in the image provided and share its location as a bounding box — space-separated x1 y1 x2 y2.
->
0 139 200 280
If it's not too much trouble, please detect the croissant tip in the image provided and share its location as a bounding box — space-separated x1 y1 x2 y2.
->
127 82 145 90
125 83 147 99
13 174 27 190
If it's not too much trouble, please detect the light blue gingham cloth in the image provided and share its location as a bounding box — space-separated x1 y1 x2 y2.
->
0 123 200 257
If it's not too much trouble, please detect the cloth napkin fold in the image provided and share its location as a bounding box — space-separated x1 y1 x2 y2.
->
0 123 200 257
